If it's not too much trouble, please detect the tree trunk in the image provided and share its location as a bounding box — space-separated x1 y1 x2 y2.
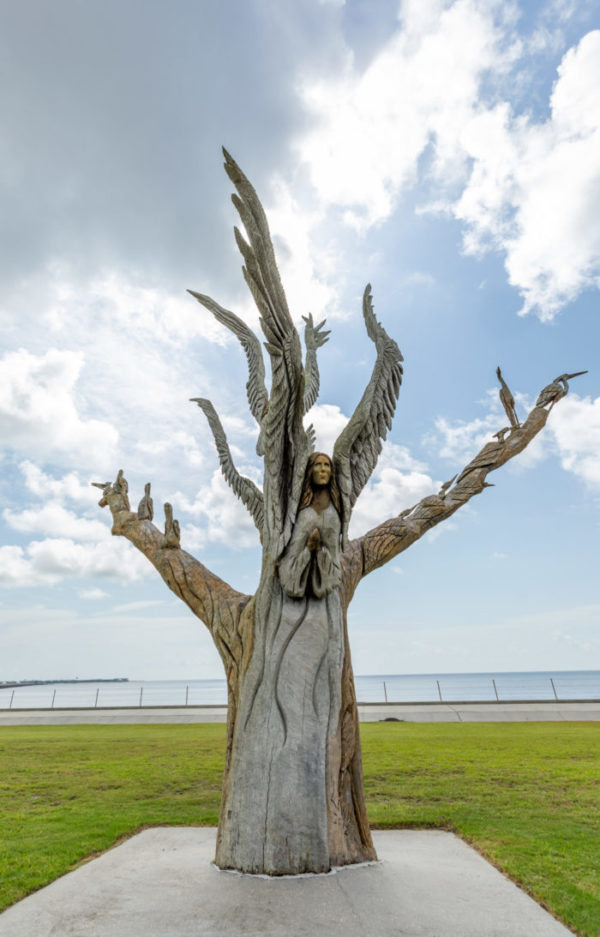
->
94 151 577 877
216 541 374 874
96 395 557 875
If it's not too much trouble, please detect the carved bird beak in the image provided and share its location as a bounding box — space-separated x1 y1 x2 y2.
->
564 370 588 380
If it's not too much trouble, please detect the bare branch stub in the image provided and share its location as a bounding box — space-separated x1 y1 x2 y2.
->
93 470 250 666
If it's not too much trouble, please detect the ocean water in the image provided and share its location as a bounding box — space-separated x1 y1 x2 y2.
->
1 671 599 709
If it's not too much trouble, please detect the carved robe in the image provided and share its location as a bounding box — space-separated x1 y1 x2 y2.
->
216 503 346 873
278 503 342 598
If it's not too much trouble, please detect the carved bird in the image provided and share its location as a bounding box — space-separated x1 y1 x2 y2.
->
438 475 457 498
535 371 588 410
137 482 154 521
162 503 181 549
496 367 520 428
493 427 511 443
92 471 130 511
91 481 112 507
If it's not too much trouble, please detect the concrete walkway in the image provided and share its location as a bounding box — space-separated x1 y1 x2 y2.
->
359 700 600 722
0 828 574 937
1 700 599 725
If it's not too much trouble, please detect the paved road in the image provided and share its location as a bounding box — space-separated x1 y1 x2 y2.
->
1 700 599 725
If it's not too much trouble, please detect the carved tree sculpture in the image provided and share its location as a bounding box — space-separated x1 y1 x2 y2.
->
96 150 583 876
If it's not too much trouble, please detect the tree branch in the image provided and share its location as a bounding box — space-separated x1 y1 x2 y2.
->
93 472 253 673
352 398 552 582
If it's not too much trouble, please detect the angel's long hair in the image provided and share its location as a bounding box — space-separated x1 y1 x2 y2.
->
299 452 341 514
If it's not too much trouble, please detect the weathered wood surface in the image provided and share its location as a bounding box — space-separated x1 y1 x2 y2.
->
96 150 578 875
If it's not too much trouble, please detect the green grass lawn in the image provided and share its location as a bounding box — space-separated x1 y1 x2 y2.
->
1 722 598 935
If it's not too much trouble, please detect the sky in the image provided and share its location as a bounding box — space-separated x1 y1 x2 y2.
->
1 0 599 682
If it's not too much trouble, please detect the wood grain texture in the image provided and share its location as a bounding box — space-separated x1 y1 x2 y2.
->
95 153 572 875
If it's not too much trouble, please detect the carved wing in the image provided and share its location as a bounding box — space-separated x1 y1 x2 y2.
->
333 285 403 549
303 313 330 413
305 422 317 453
187 291 268 426
191 397 264 532
223 148 310 550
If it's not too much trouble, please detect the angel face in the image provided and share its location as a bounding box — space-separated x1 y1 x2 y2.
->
311 455 332 487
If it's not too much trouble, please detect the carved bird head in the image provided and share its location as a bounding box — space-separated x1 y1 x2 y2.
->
554 370 588 386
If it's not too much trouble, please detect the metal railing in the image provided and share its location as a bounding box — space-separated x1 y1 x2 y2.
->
0 685 224 710
1 675 598 710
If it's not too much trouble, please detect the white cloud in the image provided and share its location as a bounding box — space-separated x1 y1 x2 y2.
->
427 384 550 471
432 411 500 465
4 503 108 542
1 267 250 491
0 348 118 469
1 450 262 590
135 430 207 471
295 2 600 320
430 385 600 494
350 462 437 537
305 403 349 454
0 537 150 587
0 461 155 588
435 414 549 477
19 461 95 505
174 470 260 549
451 29 600 319
549 393 600 490
0 546 34 588
43 268 230 348
80 587 109 600
266 176 341 321
297 0 517 227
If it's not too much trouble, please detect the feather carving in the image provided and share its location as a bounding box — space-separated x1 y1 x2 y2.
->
191 397 264 532
333 284 403 549
187 291 268 427
223 148 311 551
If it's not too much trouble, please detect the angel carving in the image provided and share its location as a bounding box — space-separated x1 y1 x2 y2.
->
189 154 403 555
95 149 583 877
